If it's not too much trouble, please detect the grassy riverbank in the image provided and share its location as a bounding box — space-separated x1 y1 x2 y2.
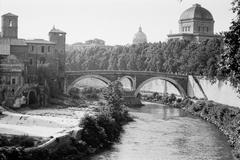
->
142 93 240 160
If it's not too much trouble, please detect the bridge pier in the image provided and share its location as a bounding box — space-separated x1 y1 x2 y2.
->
63 78 68 95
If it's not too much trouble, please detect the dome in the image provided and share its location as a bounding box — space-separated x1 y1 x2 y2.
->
133 26 147 44
180 4 213 21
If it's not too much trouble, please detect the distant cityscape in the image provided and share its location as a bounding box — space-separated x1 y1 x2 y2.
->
0 3 219 108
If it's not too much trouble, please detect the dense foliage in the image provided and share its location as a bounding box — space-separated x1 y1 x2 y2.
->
79 81 133 152
66 38 223 79
69 87 101 100
219 0 240 91
0 135 35 148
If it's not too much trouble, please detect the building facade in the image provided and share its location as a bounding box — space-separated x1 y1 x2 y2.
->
168 4 218 41
0 13 66 107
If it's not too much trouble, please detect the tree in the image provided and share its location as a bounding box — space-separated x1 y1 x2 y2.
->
219 0 240 91
117 54 128 70
127 54 138 70
108 53 118 70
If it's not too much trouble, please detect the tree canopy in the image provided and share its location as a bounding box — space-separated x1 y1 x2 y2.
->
219 0 240 91
66 38 224 80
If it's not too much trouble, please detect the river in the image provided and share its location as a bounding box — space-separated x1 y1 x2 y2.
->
90 102 234 160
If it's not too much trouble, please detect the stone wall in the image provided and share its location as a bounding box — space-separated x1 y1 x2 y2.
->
188 76 240 107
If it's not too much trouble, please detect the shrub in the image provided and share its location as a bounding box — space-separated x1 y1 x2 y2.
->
78 81 133 154
176 98 182 103
96 111 121 143
192 101 205 112
80 87 101 100
0 136 10 147
69 88 80 99
9 135 35 148
168 94 176 103
79 114 107 149
152 92 159 99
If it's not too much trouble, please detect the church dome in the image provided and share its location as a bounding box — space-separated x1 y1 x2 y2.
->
180 4 213 21
133 26 147 44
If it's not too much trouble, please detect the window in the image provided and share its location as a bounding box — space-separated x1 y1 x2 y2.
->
41 46 45 53
198 26 201 32
182 27 184 32
48 46 51 52
11 78 16 85
31 46 34 52
188 26 190 31
9 20 13 27
29 58 33 65
207 27 209 32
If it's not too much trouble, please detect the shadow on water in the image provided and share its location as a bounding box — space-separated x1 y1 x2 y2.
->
89 102 234 160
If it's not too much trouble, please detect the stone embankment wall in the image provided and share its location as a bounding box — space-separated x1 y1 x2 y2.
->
188 76 240 107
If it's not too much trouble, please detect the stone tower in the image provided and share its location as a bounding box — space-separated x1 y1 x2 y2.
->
1 13 18 38
49 26 66 75
49 26 66 92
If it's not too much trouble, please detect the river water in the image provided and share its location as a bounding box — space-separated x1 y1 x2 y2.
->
90 102 234 160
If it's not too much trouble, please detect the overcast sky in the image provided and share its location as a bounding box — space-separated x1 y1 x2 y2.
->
0 0 234 45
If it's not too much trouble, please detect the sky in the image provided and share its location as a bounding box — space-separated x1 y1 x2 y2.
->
0 0 235 45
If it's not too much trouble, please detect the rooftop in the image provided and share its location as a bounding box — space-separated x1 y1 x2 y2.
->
25 39 55 44
2 12 18 17
49 26 66 34
180 3 214 21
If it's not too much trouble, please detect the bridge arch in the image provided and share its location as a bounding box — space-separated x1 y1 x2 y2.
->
134 77 187 97
119 76 135 91
67 74 111 93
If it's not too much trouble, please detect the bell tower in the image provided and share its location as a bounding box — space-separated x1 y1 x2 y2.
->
1 13 18 38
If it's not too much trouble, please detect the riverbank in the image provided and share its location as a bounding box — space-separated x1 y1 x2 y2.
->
0 82 133 160
143 94 240 160
177 99 240 160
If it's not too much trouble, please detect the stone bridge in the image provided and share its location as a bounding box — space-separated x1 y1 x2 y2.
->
64 70 190 97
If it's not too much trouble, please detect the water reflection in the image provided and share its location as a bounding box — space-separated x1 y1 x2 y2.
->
90 102 233 160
